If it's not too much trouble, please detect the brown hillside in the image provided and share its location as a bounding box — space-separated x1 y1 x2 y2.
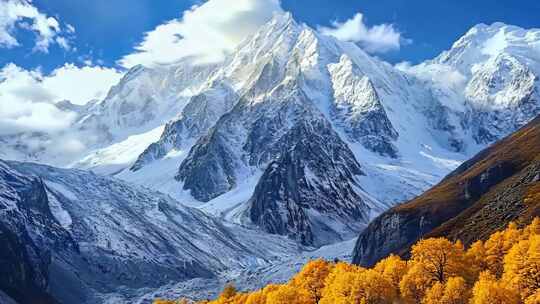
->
353 115 540 266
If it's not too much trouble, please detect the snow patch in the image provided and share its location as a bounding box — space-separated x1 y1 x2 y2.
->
74 126 165 175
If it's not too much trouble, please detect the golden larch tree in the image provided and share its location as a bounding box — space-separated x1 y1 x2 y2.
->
266 284 312 304
290 259 332 303
484 222 523 277
503 235 540 300
465 240 487 281
422 276 469 304
320 262 365 304
374 254 409 291
400 263 435 303
349 269 396 304
470 271 520 304
409 238 466 283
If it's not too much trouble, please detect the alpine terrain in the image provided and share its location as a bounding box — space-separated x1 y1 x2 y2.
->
0 12 539 304
352 115 540 267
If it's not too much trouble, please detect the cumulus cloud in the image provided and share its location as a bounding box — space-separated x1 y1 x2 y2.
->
0 63 121 137
0 64 73 136
319 13 406 54
0 0 72 52
119 0 283 68
41 64 122 105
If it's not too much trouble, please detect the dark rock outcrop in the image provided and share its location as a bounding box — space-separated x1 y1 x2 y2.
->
248 115 369 246
0 163 73 304
132 82 237 171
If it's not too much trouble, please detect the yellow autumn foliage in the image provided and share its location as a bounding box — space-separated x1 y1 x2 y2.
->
155 218 540 304
470 271 521 304
422 276 469 304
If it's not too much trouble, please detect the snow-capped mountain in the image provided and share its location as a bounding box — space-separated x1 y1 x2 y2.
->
0 59 217 169
122 13 449 245
119 14 539 246
2 14 540 248
409 22 540 144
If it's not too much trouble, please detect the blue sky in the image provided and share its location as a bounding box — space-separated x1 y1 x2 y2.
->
286 0 540 64
1 0 539 74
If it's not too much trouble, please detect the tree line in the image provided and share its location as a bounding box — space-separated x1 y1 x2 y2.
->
155 218 540 304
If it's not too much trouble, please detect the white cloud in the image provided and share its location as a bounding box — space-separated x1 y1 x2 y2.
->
319 13 406 54
396 62 467 91
0 63 122 137
119 0 283 68
41 64 122 105
55 36 70 51
0 0 72 52
66 23 75 34
0 62 122 162
0 64 75 135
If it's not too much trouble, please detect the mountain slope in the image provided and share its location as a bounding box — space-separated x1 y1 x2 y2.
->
0 159 303 304
0 162 65 304
352 115 540 267
131 81 238 172
122 13 473 245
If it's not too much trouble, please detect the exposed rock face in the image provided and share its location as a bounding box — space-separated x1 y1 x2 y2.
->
131 82 237 171
248 107 369 246
329 55 399 157
175 116 242 202
351 211 435 267
0 163 72 304
352 116 540 267
176 71 376 245
0 223 59 304
176 78 313 202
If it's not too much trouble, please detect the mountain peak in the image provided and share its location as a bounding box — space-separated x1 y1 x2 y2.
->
468 22 512 33
435 22 540 75
270 11 296 26
258 11 299 35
